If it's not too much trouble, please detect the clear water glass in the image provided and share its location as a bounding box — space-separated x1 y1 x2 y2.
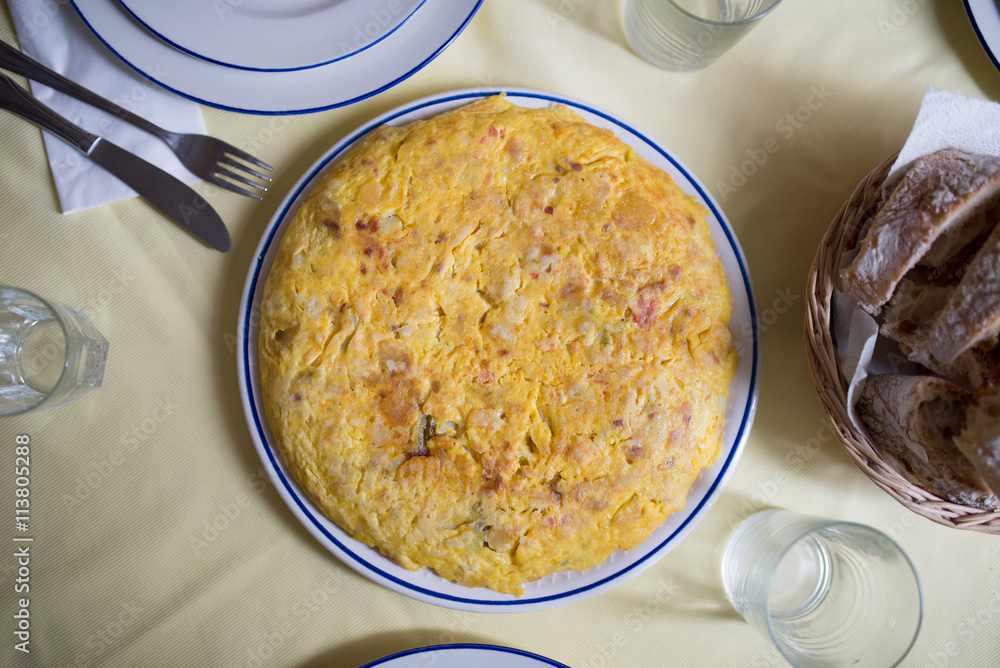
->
0 286 108 416
722 510 922 667
624 0 783 71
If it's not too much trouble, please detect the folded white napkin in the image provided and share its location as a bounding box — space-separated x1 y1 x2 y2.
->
7 0 206 214
837 88 1000 428
884 87 1000 194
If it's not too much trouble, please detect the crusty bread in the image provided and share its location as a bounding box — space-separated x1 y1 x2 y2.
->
915 222 1000 368
841 148 1000 316
931 342 1000 390
918 207 994 276
880 271 1000 390
955 387 1000 495
880 277 951 354
857 374 998 510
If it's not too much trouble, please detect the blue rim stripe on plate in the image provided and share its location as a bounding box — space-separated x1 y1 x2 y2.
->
113 0 427 73
358 643 572 668
964 0 1000 75
241 90 761 608
67 0 484 115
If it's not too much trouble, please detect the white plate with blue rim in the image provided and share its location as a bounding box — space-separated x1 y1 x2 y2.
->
965 0 1000 74
237 88 761 612
114 0 425 72
69 0 482 114
359 644 571 668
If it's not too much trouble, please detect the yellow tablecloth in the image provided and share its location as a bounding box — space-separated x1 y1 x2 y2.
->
2 1 999 666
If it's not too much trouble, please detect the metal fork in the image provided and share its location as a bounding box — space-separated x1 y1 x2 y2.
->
0 39 272 200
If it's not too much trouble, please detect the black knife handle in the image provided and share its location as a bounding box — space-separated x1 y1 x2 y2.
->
0 39 165 141
0 72 97 154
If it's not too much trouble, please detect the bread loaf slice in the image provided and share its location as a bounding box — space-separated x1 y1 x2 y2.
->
857 373 998 510
955 387 1000 495
929 343 1000 390
880 277 951 354
915 222 1000 368
918 207 994 275
880 276 1000 389
841 148 1000 315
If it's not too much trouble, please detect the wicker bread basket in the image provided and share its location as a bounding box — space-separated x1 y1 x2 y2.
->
804 152 1000 534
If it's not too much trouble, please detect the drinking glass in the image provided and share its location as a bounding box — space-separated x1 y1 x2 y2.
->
624 0 783 71
721 509 922 667
0 286 108 416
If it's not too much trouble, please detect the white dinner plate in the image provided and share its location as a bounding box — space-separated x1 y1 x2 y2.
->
69 0 482 114
965 0 1000 73
359 644 570 668
237 89 761 613
115 0 424 72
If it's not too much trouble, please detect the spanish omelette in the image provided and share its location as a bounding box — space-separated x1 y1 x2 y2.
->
258 95 736 595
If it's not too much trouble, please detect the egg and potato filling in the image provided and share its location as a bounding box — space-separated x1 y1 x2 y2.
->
258 96 736 595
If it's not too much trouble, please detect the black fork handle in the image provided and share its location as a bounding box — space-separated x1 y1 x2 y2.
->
0 71 98 154
0 38 168 141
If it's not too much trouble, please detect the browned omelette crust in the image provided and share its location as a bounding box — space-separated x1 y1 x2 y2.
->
258 96 736 595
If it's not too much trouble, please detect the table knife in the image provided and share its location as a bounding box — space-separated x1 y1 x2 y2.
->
0 72 231 252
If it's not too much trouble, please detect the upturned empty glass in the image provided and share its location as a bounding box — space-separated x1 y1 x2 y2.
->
722 510 922 667
624 0 783 71
0 286 108 416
